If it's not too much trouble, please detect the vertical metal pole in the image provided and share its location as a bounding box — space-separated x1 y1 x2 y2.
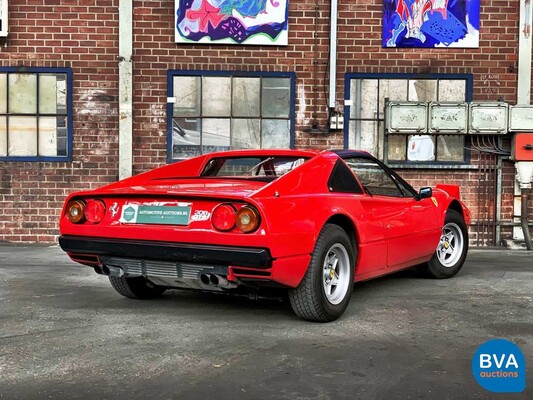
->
328 0 338 109
119 0 133 179
513 0 533 243
518 0 532 104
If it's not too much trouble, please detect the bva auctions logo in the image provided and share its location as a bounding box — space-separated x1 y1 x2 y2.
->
472 338 526 393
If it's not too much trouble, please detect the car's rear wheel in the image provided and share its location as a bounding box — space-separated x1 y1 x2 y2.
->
109 276 166 299
423 209 468 279
289 224 355 322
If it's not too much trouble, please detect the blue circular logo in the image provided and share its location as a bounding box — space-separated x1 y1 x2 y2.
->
472 339 526 393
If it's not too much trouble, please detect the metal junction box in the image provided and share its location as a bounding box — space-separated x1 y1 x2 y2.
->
428 102 468 134
386 102 427 134
513 133 533 161
469 102 508 134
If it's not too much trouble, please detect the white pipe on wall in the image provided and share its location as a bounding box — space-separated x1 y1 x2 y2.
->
328 0 338 109
118 0 133 179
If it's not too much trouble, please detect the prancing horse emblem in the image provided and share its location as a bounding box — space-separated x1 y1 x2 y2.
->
110 202 119 217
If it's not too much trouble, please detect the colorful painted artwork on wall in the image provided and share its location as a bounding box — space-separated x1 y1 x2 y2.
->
175 0 289 45
383 0 480 48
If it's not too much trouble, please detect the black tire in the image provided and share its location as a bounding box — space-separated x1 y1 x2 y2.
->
109 276 166 299
289 224 355 322
423 209 468 279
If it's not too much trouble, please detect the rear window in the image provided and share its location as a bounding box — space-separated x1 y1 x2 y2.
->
201 156 307 178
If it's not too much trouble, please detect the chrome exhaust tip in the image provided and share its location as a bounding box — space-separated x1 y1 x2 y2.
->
102 265 124 278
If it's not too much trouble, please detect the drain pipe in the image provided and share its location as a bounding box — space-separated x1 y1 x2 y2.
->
118 0 133 179
514 0 533 248
521 189 532 250
517 162 533 250
328 0 338 112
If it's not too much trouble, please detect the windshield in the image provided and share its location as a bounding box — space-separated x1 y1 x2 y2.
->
201 156 307 178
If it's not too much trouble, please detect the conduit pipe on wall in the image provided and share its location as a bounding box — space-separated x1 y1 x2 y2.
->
514 0 533 248
521 189 533 250
118 0 133 179
328 0 338 110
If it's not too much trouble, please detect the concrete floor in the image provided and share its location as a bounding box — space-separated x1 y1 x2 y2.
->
0 244 531 400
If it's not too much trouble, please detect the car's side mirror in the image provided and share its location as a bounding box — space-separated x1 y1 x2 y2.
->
417 187 432 200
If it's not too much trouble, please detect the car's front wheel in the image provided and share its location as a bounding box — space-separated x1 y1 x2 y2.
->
423 209 468 278
109 276 166 299
289 224 355 322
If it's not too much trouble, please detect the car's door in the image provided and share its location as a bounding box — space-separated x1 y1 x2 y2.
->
343 157 440 269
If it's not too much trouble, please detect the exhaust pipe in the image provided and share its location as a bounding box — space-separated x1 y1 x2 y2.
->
94 266 104 275
209 274 237 289
200 273 211 285
102 265 124 277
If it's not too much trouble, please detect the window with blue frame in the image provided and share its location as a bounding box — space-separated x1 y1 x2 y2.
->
345 73 473 165
0 67 72 161
167 71 295 160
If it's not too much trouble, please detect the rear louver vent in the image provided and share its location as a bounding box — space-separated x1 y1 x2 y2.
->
328 160 363 194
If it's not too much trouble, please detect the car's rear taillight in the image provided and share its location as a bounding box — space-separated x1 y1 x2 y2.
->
84 199 106 224
66 200 86 224
212 204 236 231
236 206 260 233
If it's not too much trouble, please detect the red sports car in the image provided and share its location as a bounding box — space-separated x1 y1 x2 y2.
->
59 149 470 322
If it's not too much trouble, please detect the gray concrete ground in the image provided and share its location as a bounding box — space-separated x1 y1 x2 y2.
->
0 244 531 400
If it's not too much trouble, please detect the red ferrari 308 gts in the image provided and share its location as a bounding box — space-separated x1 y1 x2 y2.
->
59 149 470 322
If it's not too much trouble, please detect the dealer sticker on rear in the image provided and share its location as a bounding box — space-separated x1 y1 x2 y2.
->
120 204 191 225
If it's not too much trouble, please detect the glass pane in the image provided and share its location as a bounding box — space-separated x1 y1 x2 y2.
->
261 119 290 148
437 135 465 162
231 118 260 149
378 79 407 117
9 74 37 114
409 80 437 101
359 79 379 119
438 80 466 101
0 116 6 156
39 74 61 114
407 135 435 162
172 117 201 146
56 116 68 156
202 77 231 117
202 118 230 152
345 157 403 197
232 78 260 117
0 74 6 113
359 120 379 156
38 117 58 156
387 135 406 161
173 76 200 117
173 145 201 160
8 116 37 156
262 78 290 118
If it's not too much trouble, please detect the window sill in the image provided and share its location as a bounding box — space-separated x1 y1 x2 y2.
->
387 163 477 170
0 156 72 162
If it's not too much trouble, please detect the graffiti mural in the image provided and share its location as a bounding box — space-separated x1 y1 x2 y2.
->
383 0 479 48
175 0 289 45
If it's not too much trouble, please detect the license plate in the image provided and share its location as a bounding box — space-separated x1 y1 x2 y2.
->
120 205 191 225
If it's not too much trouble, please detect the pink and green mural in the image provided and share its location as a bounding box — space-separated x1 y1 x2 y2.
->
175 0 289 45
383 0 480 48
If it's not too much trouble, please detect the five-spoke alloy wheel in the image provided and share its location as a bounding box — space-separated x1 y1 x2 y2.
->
424 209 468 279
289 224 355 322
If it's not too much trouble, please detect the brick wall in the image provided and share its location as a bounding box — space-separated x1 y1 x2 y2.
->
0 0 119 242
0 0 528 244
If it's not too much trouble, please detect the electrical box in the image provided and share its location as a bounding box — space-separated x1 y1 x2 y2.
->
428 102 468 134
386 102 427 134
513 133 533 161
329 113 344 130
469 102 508 134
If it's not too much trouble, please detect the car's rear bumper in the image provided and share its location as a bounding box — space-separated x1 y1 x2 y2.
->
58 235 272 268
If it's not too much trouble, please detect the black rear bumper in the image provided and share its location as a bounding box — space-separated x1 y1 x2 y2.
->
59 236 272 268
